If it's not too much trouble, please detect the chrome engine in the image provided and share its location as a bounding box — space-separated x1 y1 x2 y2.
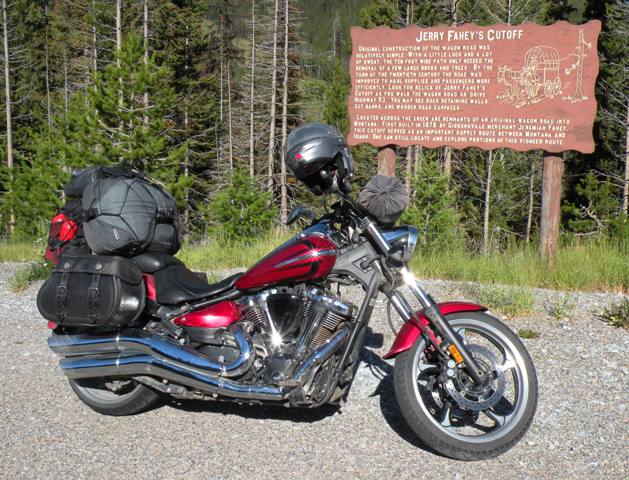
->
241 286 353 351
240 286 354 386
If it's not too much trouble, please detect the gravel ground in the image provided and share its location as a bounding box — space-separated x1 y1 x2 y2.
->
0 263 627 480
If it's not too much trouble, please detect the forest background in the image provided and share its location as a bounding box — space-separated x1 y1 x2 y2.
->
0 0 627 293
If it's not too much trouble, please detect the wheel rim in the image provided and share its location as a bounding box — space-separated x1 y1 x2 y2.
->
411 317 531 443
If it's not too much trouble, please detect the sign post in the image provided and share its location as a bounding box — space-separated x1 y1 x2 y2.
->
540 153 565 260
347 21 600 260
377 146 397 176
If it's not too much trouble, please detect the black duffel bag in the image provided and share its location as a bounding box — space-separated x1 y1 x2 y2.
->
37 255 146 329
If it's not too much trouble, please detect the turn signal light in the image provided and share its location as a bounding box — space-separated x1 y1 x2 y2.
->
448 344 464 364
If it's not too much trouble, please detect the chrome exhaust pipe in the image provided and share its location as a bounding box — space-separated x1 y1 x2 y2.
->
49 325 351 402
48 325 254 378
294 327 350 382
58 354 287 401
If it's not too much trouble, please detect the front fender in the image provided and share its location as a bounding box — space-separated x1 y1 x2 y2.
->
382 302 486 360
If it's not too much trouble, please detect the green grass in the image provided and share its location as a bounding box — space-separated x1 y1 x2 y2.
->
600 298 629 329
0 242 42 262
464 284 535 316
176 230 294 272
9 261 53 292
545 294 575 319
517 329 541 339
409 239 628 293
2 233 627 293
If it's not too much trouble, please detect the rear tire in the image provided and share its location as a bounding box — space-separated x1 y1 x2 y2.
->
69 378 162 416
394 312 538 460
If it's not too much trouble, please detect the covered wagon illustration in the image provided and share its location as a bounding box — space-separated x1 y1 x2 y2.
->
522 46 562 97
497 29 591 108
497 46 562 108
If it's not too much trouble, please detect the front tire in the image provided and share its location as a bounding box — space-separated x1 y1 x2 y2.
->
69 378 162 416
394 312 538 460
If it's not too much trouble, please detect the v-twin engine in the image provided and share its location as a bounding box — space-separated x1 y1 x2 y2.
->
242 286 353 350
240 286 354 387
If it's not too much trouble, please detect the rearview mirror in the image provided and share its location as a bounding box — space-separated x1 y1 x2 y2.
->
286 205 314 226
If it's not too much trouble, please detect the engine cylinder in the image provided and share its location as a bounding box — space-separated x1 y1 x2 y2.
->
243 304 266 330
309 310 345 349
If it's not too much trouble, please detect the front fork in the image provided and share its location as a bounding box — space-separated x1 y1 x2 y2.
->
363 220 486 385
390 268 487 385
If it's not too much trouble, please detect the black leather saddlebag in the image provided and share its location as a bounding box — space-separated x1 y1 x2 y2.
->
37 255 145 329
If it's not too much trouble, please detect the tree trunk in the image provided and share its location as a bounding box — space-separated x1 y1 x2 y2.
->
227 57 233 171
249 0 255 177
115 0 122 63
143 0 149 127
539 153 564 261
404 3 412 191
279 0 289 224
482 150 494 255
267 0 279 192
2 0 13 232
623 99 629 216
183 13 191 232
92 0 97 73
525 158 535 243
443 147 452 177
442 0 458 179
405 146 413 192
44 5 52 127
115 0 123 136
63 50 69 116
218 12 224 167
414 145 422 173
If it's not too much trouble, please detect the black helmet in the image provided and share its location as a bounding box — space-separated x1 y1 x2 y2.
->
285 123 353 195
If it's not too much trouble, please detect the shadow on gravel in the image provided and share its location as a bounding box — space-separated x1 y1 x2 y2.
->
361 347 443 457
165 327 440 455
167 397 339 422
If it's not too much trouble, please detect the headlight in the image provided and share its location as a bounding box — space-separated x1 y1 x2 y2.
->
382 226 419 263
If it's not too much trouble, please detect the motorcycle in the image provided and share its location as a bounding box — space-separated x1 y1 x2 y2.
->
46 126 537 461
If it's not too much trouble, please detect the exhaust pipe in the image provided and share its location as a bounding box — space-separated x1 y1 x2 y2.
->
57 353 287 401
48 325 254 378
48 326 350 402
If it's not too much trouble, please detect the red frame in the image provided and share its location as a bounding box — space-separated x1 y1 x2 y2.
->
174 301 242 329
143 274 157 302
383 302 486 359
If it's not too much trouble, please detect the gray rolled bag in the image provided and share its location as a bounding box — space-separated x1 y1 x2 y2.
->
82 175 180 256
358 175 409 226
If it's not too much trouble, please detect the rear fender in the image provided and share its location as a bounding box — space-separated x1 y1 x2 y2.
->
383 302 486 360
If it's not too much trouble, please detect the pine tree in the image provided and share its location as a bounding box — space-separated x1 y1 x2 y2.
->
323 59 350 135
401 151 462 250
208 169 277 240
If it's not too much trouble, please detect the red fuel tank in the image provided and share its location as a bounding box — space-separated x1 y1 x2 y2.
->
235 234 338 291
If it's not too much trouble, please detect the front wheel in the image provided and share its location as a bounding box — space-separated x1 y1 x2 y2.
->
394 312 538 460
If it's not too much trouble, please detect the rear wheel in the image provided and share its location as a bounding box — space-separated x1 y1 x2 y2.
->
394 312 538 460
69 378 162 416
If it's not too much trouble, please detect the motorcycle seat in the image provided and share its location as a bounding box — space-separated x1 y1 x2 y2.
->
131 252 183 273
153 264 242 305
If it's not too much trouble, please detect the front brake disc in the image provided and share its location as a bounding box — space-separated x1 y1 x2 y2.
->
445 344 506 411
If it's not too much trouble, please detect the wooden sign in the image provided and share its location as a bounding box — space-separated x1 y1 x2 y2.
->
348 21 601 153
